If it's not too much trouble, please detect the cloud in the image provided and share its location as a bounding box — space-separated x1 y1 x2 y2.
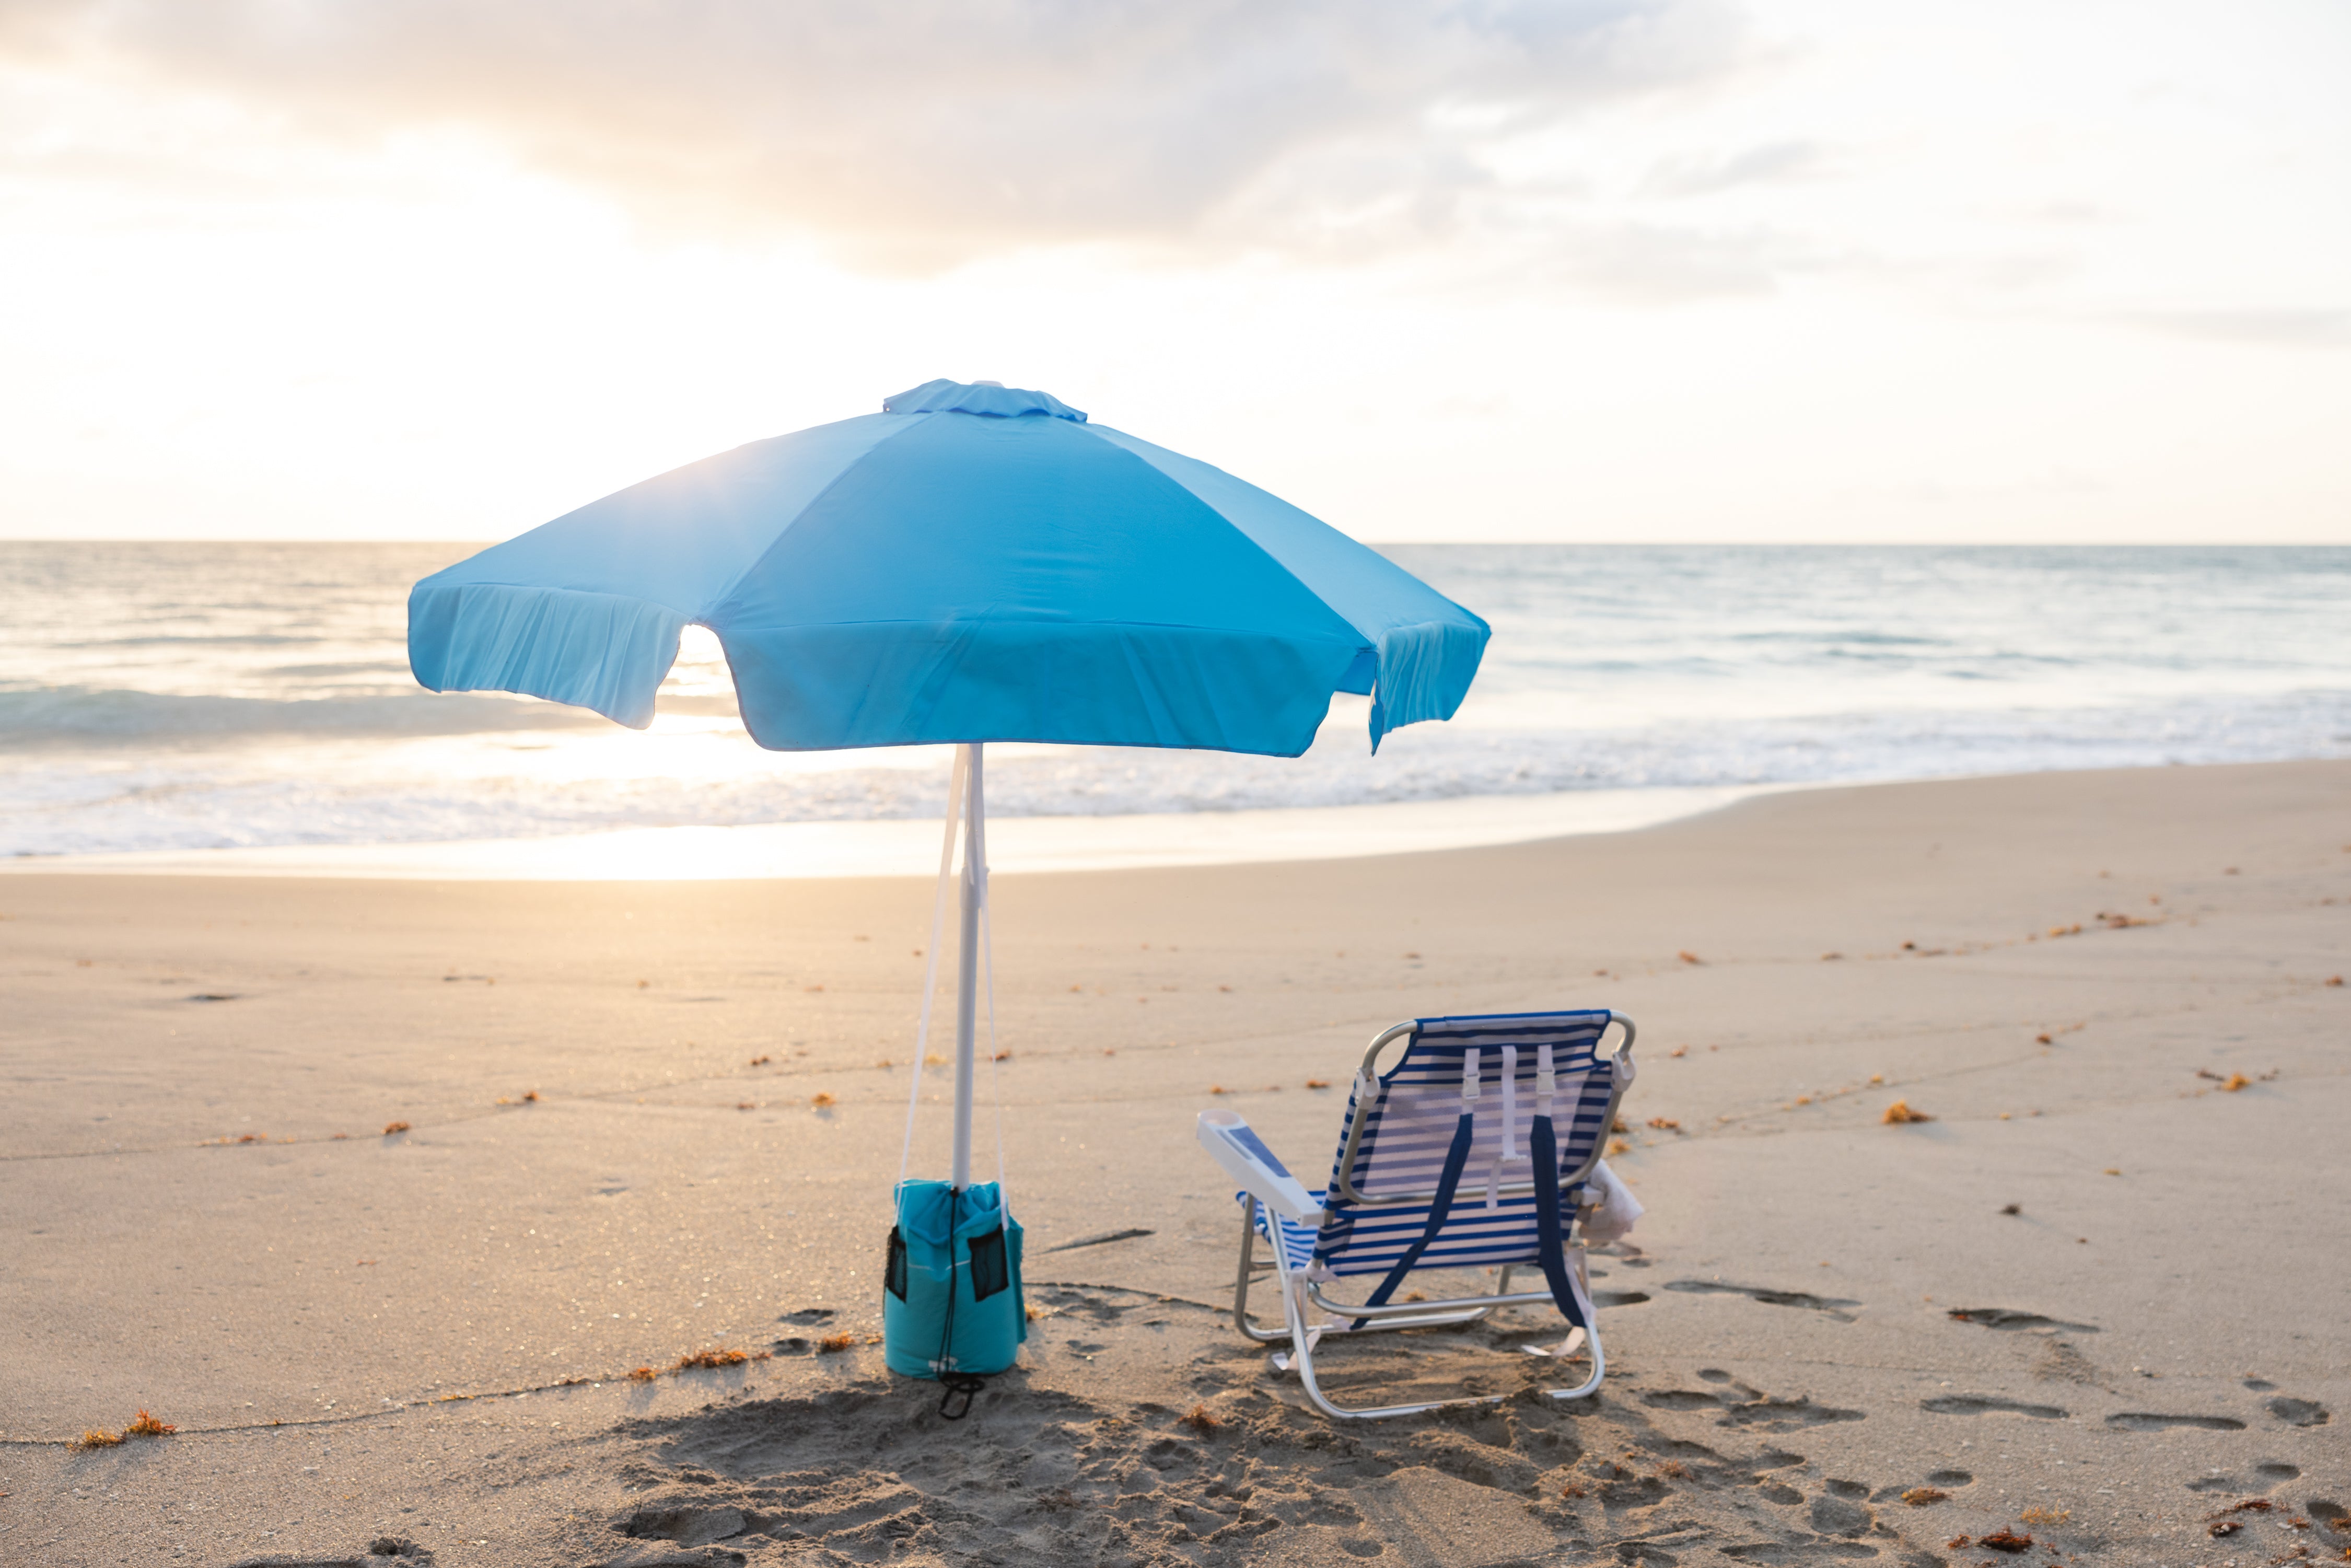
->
0 1 1750 266
2115 308 2351 351
1638 137 1818 197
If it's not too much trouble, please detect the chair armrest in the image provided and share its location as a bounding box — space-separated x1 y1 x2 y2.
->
1196 1109 1325 1227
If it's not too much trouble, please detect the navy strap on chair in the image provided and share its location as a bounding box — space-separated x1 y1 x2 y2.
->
1528 1112 1589 1333
1356 1047 1590 1337
1351 1110 1476 1328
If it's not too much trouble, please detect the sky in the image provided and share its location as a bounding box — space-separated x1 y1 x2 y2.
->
1 1 2345 544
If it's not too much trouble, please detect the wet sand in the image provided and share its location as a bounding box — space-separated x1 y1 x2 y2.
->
1 760 2345 1566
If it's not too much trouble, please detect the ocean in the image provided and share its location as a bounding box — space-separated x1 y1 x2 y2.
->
3 542 2347 870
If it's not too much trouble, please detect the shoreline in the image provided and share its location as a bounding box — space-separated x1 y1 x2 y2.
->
0 782 1778 879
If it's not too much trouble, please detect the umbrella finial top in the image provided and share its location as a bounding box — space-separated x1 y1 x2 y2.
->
882 378 1088 423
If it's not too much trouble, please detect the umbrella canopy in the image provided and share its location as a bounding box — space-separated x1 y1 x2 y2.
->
410 379 1487 753
409 378 1493 1213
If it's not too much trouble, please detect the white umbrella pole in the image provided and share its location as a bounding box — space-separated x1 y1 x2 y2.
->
950 742 985 1190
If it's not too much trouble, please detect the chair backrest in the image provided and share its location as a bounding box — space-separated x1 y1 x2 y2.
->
1312 1011 1628 1278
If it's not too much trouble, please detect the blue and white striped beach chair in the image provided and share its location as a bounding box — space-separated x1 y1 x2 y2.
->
1197 1009 1635 1420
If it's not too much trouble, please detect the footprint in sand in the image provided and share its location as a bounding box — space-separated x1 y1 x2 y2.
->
1664 1280 1861 1322
1644 1389 1737 1411
1920 1395 2068 1419
2267 1396 2330 1427
1943 1307 2099 1333
2105 1412 2246 1431
1807 1492 1874 1537
222 1541 433 1567
1031 1285 1135 1324
619 1502 750 1548
1719 1544 1878 1562
2192 1462 2307 1494
1717 1396 1867 1430
1644 1380 1865 1429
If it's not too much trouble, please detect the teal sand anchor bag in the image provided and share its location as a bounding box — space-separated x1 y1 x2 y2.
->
883 1178 1026 1405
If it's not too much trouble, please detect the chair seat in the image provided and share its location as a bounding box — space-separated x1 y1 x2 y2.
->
1315 1189 1577 1276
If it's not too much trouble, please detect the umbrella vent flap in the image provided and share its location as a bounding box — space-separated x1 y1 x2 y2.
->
882 378 1087 422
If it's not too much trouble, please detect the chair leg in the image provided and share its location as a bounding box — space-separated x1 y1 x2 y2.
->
1265 1232 1504 1420
1541 1247 1606 1401
1230 1198 1291 1344
1283 1252 1609 1419
1542 1313 1605 1401
1267 1237 1310 1378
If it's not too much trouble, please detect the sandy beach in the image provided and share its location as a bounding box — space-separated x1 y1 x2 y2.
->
2 759 2345 1567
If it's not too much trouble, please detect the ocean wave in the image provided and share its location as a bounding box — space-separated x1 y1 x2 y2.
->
6 542 2350 856
7 690 2348 857
0 685 604 744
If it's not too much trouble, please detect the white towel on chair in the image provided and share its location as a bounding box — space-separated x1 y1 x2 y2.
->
1581 1158 1644 1245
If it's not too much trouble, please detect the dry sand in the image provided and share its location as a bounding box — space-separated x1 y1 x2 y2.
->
1 760 2345 1567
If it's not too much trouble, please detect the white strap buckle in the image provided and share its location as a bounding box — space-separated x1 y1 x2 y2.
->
1498 1044 1526 1163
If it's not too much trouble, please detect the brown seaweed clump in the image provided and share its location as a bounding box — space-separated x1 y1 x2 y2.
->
1881 1100 1934 1124
674 1348 767 1372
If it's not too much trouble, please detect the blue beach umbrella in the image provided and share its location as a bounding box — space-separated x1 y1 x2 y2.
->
409 378 1488 1378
